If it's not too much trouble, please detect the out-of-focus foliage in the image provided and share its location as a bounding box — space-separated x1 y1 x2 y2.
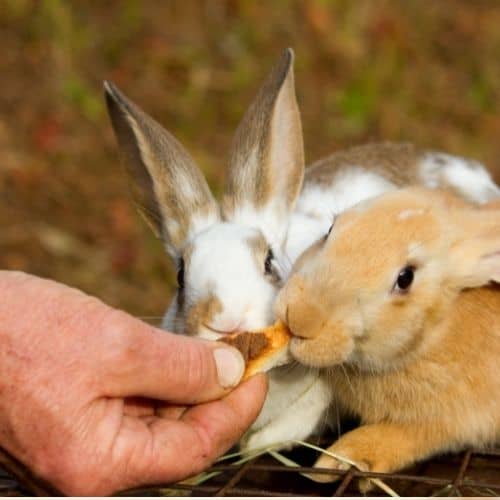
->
1 0 500 317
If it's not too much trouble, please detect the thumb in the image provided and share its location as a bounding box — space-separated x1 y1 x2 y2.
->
100 311 246 404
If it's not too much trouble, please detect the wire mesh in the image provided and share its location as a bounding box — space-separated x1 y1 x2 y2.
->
161 446 500 497
2 442 500 496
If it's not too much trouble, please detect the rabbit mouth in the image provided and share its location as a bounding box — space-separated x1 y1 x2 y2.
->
202 323 242 336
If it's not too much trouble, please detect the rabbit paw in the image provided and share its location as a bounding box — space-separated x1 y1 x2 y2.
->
309 424 414 494
312 448 379 493
306 454 354 483
308 448 368 485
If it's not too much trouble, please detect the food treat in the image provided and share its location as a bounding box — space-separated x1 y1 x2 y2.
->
222 321 292 380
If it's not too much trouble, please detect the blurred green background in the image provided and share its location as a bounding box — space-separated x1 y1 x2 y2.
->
1 0 500 318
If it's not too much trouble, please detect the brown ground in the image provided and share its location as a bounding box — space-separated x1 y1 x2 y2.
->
2 1 500 320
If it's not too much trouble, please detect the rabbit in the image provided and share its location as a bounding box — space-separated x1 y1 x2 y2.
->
104 48 500 453
275 187 500 491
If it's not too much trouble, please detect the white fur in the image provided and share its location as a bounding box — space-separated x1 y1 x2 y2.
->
297 169 397 218
189 212 221 241
399 208 425 220
285 213 328 268
419 153 500 204
244 368 332 450
162 218 334 450
229 203 288 252
189 223 277 333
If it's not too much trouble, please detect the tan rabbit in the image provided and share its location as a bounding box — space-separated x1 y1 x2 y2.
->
275 187 500 490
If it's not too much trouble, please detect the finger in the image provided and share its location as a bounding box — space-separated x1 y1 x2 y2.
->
117 374 268 491
179 374 268 460
100 311 245 404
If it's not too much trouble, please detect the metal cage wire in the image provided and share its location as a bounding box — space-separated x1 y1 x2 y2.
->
163 446 500 497
2 445 500 496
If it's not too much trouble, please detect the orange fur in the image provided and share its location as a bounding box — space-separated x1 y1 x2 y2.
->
275 187 500 488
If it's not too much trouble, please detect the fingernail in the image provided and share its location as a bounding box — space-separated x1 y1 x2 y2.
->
213 347 245 388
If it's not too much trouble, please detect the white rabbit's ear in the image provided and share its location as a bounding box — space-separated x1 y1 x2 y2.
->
448 209 500 288
104 81 219 258
222 48 304 247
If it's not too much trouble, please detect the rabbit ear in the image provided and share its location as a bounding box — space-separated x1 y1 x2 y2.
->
448 208 500 288
104 81 219 258
222 48 304 247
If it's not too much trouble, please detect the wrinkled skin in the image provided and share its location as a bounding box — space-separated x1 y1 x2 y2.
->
0 271 267 495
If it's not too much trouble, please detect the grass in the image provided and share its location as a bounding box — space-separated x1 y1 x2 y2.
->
167 439 401 497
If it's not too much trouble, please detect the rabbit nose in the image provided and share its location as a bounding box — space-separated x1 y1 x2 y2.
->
275 276 318 339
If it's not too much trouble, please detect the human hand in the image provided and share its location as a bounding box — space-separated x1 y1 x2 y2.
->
0 271 267 495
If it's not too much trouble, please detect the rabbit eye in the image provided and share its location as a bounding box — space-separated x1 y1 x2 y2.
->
264 248 281 285
393 265 415 293
264 249 275 275
177 258 185 289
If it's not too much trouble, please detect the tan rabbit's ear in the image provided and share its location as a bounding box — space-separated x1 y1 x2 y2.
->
222 48 305 247
104 81 219 258
448 208 500 288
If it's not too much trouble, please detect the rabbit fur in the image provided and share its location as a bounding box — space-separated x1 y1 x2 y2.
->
276 187 500 490
104 49 500 453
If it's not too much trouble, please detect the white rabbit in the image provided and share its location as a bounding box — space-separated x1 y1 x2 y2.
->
104 48 500 452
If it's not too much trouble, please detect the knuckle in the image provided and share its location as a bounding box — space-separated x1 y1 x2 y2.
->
99 308 144 364
92 308 149 389
57 295 107 332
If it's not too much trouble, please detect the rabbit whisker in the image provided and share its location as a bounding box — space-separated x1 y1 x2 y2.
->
339 363 356 398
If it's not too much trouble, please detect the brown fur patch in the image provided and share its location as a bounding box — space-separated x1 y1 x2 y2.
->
246 233 269 263
184 292 223 336
305 142 422 188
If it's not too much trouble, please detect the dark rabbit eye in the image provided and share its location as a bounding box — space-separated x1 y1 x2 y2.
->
264 249 275 275
393 265 415 293
263 248 281 284
177 258 185 289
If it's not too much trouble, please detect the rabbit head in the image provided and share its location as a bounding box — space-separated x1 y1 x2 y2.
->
276 187 500 371
105 49 304 339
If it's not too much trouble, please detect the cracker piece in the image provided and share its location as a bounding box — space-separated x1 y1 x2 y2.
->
222 321 292 380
